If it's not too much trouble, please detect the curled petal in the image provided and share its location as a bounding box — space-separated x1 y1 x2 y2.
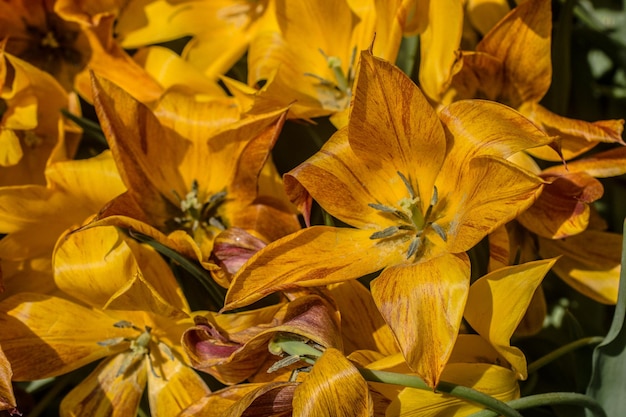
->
517 172 604 239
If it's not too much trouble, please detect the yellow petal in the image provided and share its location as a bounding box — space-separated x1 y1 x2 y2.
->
418 0 464 102
543 146 626 178
539 231 621 304
467 0 511 36
371 253 471 387
54 225 189 316
464 259 556 379
0 128 24 167
0 293 134 380
148 357 210 417
328 280 399 356
60 354 147 417
224 227 402 311
293 347 371 417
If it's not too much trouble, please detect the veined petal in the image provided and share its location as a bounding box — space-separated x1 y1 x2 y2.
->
517 172 604 239
387 363 519 416
349 52 446 204
91 73 187 206
148 357 210 417
437 156 544 253
60 354 146 417
464 259 556 380
285 129 406 229
539 231 621 304
477 0 551 105
370 253 471 387
444 51 504 103
222 382 297 417
292 348 371 417
178 384 277 417
224 227 403 311
0 293 135 380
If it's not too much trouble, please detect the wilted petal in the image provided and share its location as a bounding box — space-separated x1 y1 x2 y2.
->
464 259 556 379
60 354 146 417
224 227 402 311
521 103 625 161
371 253 471 387
543 146 626 178
222 382 296 417
292 347 371 417
517 172 604 239
178 384 274 417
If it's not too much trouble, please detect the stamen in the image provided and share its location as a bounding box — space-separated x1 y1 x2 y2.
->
370 226 399 239
397 171 416 200
430 186 439 207
431 222 448 242
407 236 421 259
368 202 397 213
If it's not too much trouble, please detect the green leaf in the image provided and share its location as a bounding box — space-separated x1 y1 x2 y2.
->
585 219 626 417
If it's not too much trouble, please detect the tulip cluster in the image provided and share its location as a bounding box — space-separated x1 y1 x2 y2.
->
0 0 624 416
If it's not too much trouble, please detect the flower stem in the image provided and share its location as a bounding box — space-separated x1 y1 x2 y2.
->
527 336 604 374
358 368 523 417
467 392 607 417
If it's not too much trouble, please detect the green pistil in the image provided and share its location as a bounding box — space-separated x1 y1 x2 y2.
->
369 172 446 259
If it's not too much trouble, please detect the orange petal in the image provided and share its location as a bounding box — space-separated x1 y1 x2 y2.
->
445 51 504 102
437 156 544 253
477 0 552 105
224 227 402 310
292 347 371 417
521 103 625 161
517 172 604 239
464 259 556 379
543 146 626 178
349 52 447 204
60 354 146 417
371 253 471 387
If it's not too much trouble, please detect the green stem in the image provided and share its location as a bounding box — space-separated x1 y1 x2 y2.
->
27 374 74 417
61 108 108 145
359 368 523 417
468 393 607 417
126 229 225 309
273 337 521 417
527 336 604 374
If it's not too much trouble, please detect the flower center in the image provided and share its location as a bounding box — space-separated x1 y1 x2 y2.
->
369 171 447 259
303 47 357 110
172 180 228 235
98 320 175 378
